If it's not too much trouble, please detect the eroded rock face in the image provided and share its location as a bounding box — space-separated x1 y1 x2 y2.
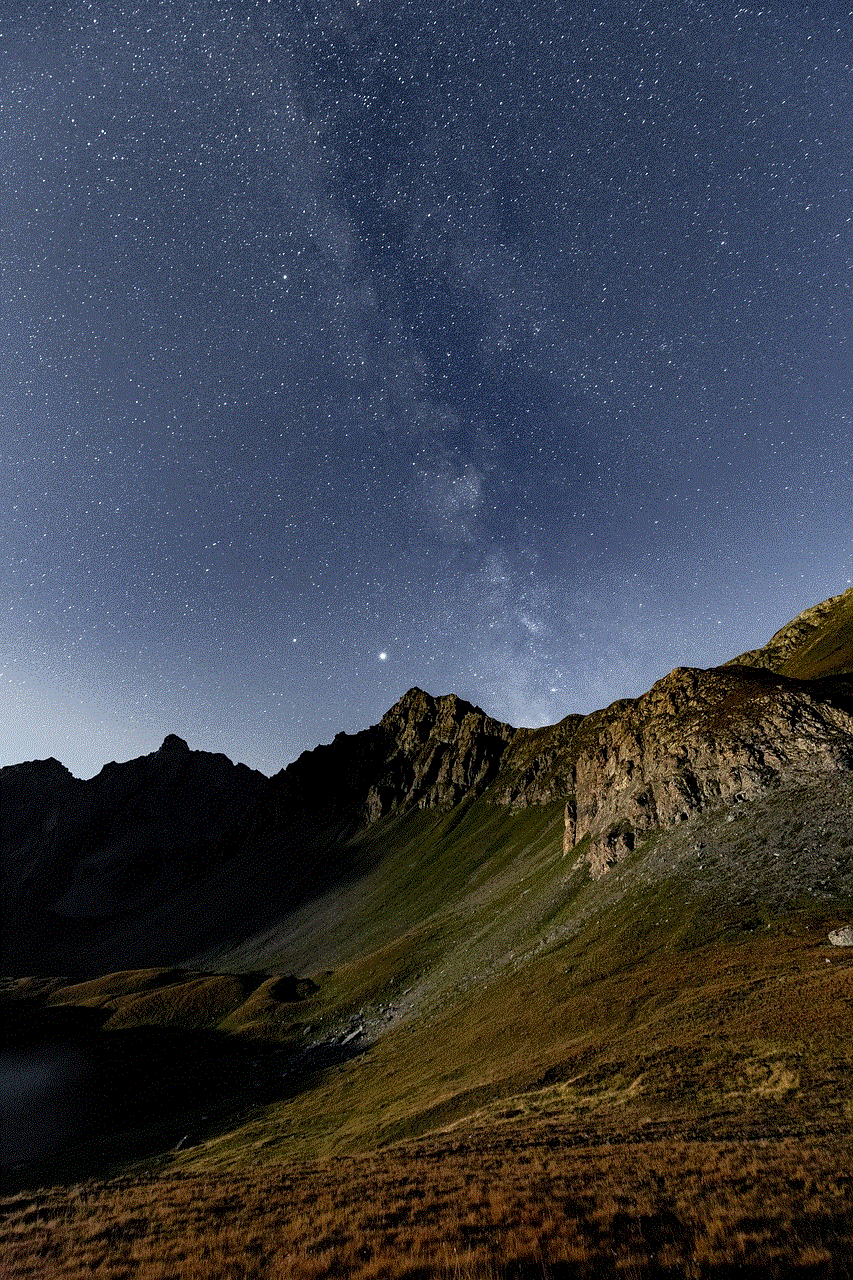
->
364 688 516 820
489 715 584 810
242 688 517 856
214 592 853 880
828 926 853 946
359 659 852 881
555 666 853 876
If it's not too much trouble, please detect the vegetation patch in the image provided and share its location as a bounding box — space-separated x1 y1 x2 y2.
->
3 1121 851 1279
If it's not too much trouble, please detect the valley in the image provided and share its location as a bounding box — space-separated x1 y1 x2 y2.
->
2 590 852 1277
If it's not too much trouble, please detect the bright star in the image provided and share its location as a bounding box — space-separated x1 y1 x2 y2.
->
378 651 388 661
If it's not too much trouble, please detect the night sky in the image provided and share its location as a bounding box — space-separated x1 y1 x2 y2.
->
3 1 851 778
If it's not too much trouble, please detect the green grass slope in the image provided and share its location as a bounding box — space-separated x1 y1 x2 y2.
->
729 587 853 679
5 769 850 1191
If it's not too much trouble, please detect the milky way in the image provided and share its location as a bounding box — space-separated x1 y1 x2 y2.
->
2 1 851 776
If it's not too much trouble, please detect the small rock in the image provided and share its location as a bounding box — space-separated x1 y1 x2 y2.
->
828 925 853 947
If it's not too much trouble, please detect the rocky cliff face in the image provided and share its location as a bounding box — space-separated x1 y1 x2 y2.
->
556 666 853 876
3 591 851 970
297 602 853 880
236 688 516 860
363 688 515 820
479 661 853 878
488 714 585 810
480 592 853 877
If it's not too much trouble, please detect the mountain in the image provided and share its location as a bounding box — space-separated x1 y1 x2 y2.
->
2 591 852 1275
725 586 853 679
3 590 852 973
1 737 268 971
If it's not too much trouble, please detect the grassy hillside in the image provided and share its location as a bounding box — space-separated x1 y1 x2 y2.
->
730 587 853 679
4 1122 851 1279
3 781 852 1276
4 774 850 1186
778 589 853 679
3 590 852 1276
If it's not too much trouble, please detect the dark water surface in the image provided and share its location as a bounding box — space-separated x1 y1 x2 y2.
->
1 1044 97 1164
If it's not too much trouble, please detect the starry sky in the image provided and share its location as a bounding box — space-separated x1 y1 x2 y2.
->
2 0 851 778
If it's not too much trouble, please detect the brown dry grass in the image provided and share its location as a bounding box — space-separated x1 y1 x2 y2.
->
3 1115 851 1279
4 820 850 1278
168 923 851 1169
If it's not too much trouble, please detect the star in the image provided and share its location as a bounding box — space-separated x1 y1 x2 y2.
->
2 0 847 778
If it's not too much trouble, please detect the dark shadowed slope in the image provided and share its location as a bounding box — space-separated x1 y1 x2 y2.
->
2 590 851 975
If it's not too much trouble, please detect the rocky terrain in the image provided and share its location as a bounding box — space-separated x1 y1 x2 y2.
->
3 590 851 967
489 588 853 875
560 664 852 875
2 589 852 1277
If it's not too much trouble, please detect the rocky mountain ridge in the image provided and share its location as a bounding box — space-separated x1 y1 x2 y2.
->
1 739 268 965
3 589 851 965
365 688 517 820
351 592 853 875
556 664 852 875
722 587 853 679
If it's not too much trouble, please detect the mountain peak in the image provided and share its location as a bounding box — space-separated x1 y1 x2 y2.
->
381 686 494 727
159 734 190 754
726 587 853 680
384 686 435 711
362 686 516 823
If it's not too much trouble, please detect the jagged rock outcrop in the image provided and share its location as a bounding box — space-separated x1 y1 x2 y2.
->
557 666 853 876
489 714 585 810
244 688 516 850
480 591 853 876
477 660 853 878
363 688 515 820
356 629 852 879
